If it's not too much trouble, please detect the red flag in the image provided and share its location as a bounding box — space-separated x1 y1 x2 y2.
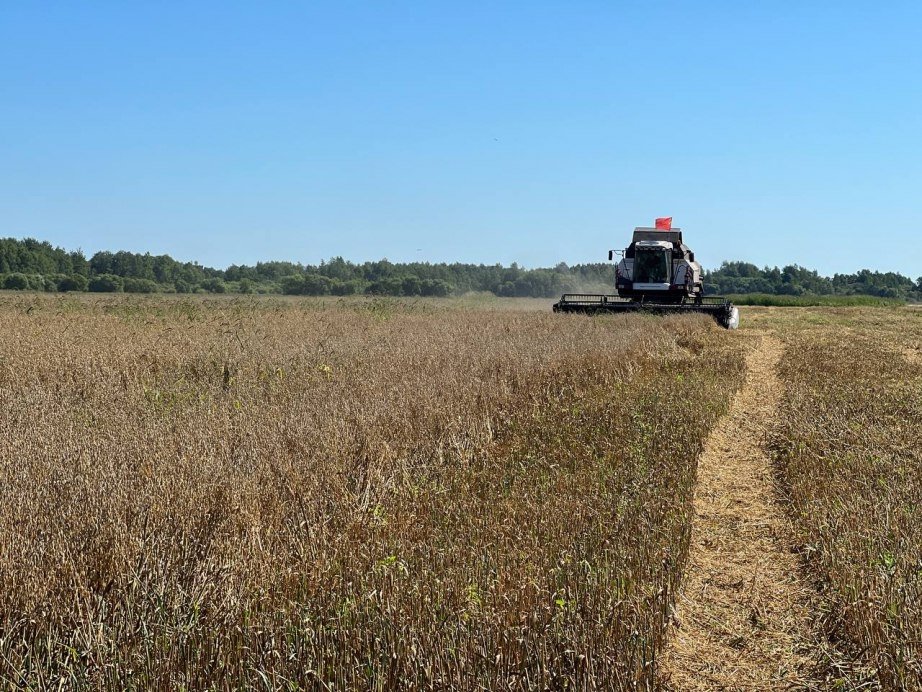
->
655 217 672 230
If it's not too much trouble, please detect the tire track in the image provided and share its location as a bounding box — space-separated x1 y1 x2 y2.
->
661 333 818 690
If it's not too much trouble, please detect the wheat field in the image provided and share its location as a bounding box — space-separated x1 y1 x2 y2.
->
0 294 745 689
9 295 918 689
765 307 922 688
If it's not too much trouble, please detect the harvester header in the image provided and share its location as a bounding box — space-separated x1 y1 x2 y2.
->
553 220 739 329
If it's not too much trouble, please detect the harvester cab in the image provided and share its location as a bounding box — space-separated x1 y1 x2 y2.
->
632 241 672 285
614 227 704 303
553 221 739 329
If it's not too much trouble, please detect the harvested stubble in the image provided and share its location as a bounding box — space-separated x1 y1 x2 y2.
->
0 295 744 689
770 309 922 688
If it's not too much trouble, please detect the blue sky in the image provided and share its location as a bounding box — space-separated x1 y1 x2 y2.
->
2 2 921 277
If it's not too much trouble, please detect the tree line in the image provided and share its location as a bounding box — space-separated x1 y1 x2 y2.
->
703 261 922 300
0 237 919 300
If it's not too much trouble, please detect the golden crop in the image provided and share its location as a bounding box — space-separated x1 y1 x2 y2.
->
0 295 744 690
768 307 922 688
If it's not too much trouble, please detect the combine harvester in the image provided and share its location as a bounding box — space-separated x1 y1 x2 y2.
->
553 218 740 329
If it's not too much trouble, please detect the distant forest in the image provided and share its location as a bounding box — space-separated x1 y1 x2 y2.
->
1 237 920 300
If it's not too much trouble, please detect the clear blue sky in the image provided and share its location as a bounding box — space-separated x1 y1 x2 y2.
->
2 2 921 277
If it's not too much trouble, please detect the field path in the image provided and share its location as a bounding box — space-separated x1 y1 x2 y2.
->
661 333 817 690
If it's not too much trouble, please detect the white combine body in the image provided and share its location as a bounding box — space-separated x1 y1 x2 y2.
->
614 227 703 302
553 222 740 329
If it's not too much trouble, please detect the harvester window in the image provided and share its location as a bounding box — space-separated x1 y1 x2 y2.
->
634 248 670 283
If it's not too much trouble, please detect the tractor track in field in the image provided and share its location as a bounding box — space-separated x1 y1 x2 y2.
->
660 333 821 690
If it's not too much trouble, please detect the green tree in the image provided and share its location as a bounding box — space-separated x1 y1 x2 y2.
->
200 278 227 294
331 279 364 295
367 277 403 295
280 275 306 295
420 279 452 296
59 274 89 292
401 276 422 296
124 277 159 293
88 274 124 292
302 274 333 295
3 273 29 290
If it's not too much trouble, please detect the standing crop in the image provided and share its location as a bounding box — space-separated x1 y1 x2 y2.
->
0 295 744 689
770 307 922 688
